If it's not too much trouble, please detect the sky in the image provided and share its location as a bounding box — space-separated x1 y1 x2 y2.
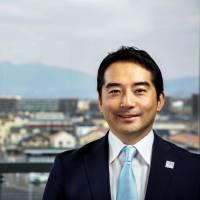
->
0 0 199 80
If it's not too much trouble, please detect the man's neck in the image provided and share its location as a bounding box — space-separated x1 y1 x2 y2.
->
110 128 153 145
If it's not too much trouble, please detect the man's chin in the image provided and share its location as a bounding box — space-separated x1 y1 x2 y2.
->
118 129 140 136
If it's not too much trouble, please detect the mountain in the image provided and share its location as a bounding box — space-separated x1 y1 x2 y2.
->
0 62 96 98
0 62 198 98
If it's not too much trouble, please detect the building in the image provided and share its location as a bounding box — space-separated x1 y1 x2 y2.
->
79 128 106 146
0 117 28 148
19 133 50 148
49 131 77 148
58 98 78 114
77 100 90 112
27 112 74 133
9 127 28 146
75 121 97 137
17 98 59 112
153 121 188 134
0 96 20 114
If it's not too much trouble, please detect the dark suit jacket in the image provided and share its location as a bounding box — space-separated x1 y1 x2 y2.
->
43 133 200 200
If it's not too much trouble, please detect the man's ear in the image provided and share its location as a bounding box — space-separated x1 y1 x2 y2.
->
157 92 165 112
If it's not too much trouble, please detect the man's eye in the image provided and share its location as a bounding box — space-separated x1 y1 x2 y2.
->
109 90 120 94
135 89 146 94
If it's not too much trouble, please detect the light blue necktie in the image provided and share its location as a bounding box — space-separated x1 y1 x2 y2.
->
117 146 138 200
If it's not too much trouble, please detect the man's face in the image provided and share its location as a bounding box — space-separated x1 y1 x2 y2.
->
99 61 164 142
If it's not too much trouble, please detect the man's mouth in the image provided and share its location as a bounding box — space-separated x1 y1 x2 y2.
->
117 113 141 119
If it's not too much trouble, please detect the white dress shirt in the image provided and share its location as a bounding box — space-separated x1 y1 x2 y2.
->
108 130 154 200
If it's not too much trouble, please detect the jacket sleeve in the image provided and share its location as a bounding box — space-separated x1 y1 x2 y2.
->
42 154 65 200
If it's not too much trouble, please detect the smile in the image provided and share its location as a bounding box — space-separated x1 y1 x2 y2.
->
117 113 141 119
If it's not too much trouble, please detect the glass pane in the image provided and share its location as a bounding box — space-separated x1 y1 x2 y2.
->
0 1 199 199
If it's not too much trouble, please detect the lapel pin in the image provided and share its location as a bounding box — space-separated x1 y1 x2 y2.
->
165 161 175 169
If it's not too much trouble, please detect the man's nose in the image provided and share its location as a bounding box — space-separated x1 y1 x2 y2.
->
120 91 135 108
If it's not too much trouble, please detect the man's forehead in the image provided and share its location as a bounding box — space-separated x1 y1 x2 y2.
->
103 63 152 81
104 61 150 76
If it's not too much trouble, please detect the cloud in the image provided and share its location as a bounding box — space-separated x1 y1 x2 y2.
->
0 0 199 79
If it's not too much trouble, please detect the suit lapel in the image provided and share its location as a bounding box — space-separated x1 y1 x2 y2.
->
145 134 177 200
84 134 111 200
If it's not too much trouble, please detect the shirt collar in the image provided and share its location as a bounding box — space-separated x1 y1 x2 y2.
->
134 130 154 165
108 131 125 164
108 130 154 165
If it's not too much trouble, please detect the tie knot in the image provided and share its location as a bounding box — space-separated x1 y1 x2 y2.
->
123 146 136 162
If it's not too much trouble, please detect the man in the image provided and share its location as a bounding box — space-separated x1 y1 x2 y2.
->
43 46 200 200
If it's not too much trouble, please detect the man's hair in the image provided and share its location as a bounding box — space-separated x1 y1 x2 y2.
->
97 46 164 100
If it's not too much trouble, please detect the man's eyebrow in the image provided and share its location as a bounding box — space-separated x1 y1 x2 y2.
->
105 82 122 89
133 81 150 87
105 81 150 88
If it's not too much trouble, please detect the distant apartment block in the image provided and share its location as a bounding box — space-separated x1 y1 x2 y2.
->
88 100 103 119
58 98 78 114
0 96 20 114
17 98 59 112
27 112 74 133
